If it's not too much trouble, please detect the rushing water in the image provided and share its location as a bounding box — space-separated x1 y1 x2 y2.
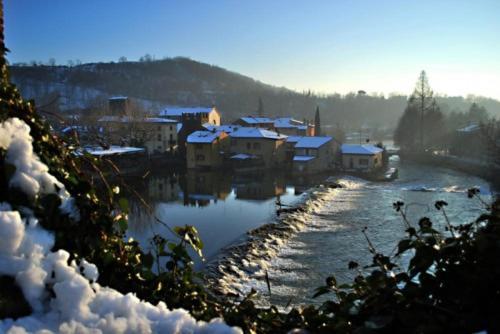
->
125 159 493 308
244 159 493 308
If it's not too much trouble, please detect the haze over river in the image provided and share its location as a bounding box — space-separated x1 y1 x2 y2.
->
126 158 493 307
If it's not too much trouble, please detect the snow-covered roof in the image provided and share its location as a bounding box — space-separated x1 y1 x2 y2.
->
203 124 240 134
188 194 216 201
274 117 307 129
293 155 315 162
239 116 274 124
286 136 303 143
230 153 257 160
98 116 177 124
457 123 480 133
295 136 332 149
98 115 124 122
141 117 177 124
159 107 216 117
230 127 287 140
62 126 88 133
187 130 224 144
341 144 383 155
109 96 128 100
81 146 145 156
176 123 183 133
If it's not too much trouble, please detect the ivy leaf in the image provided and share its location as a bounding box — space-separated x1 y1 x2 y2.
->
312 286 332 299
118 198 129 213
142 253 154 268
397 239 413 255
348 261 359 270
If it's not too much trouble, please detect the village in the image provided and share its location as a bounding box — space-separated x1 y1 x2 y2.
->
64 96 389 178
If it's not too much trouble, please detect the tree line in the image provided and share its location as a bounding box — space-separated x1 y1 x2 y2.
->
9 59 500 131
394 71 496 157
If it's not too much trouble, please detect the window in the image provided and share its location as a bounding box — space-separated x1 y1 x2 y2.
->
196 154 205 161
374 157 378 164
157 134 162 141
246 142 251 150
359 158 369 165
170 126 173 130
169 134 173 140
253 142 261 149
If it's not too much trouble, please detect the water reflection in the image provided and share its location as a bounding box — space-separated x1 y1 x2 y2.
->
234 173 286 201
126 169 324 267
182 171 232 206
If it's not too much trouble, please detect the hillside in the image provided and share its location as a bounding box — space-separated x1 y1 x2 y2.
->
9 57 500 129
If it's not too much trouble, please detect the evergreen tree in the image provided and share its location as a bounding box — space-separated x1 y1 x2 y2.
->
468 102 489 124
413 71 434 150
257 97 264 116
314 106 321 136
394 100 419 150
394 71 443 151
424 100 445 148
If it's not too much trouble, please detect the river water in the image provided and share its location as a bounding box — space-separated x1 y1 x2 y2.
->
126 159 492 308
244 159 493 308
126 170 324 268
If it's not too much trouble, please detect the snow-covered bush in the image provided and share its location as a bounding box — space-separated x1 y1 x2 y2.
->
0 117 241 333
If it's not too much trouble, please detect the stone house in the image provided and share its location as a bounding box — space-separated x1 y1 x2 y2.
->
292 136 337 173
341 144 384 172
186 130 229 169
229 127 287 169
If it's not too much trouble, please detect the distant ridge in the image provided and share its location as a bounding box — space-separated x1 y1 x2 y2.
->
9 57 500 127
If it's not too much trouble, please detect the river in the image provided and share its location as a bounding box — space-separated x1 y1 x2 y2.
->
242 159 493 308
125 159 493 308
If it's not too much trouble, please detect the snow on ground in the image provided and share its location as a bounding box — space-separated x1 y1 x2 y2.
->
0 118 241 334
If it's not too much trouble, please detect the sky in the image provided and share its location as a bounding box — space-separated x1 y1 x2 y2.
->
5 0 500 99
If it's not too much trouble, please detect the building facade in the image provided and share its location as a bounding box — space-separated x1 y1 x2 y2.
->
292 136 337 173
186 130 229 169
341 144 384 172
229 127 287 168
98 116 179 154
159 107 221 125
274 118 315 136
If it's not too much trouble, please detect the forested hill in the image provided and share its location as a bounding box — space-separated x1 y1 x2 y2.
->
9 57 500 128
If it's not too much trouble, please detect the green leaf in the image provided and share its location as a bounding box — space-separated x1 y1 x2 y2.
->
117 218 128 232
118 198 129 213
396 239 413 255
312 286 332 298
142 253 154 268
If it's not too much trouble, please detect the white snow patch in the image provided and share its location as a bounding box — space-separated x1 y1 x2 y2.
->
0 118 241 334
0 118 80 220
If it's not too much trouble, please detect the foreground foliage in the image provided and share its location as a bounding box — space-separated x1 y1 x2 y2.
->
1 45 500 333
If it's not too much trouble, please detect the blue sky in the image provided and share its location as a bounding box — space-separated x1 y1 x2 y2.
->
5 0 500 99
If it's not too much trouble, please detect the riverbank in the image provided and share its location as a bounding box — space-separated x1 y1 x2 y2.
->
400 152 500 187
